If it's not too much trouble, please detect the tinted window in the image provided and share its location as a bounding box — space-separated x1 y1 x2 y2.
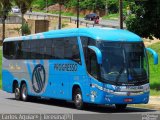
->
15 41 23 59
3 37 81 63
81 37 99 78
22 41 30 59
90 54 98 79
3 42 16 59
54 38 65 59
64 38 81 63
81 37 96 65
53 37 81 63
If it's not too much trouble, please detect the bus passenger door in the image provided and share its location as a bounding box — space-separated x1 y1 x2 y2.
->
87 49 102 103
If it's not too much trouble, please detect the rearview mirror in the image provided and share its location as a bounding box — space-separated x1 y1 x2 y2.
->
146 48 158 65
88 46 102 64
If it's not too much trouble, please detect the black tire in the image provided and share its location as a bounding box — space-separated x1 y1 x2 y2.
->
20 83 28 101
115 104 127 110
74 88 83 110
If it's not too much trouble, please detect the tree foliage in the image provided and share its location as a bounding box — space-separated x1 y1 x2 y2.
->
14 0 34 14
21 22 31 35
67 0 106 11
33 0 58 9
126 0 160 39
0 0 12 16
34 0 106 11
0 3 2 14
14 0 34 35
0 0 13 41
106 0 118 13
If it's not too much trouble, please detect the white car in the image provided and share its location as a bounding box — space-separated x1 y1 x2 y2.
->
12 6 20 13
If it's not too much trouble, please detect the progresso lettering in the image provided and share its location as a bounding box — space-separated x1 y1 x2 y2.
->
54 64 78 72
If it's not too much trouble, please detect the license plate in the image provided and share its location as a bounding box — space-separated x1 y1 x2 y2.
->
124 98 133 102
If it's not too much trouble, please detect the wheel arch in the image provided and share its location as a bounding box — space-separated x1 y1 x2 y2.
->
19 80 30 93
72 83 83 101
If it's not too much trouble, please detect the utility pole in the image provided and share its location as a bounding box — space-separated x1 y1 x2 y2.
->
77 0 80 28
58 2 62 29
2 16 5 41
119 0 123 29
2 9 7 41
46 0 48 13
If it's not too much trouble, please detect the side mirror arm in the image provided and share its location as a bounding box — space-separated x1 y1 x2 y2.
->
146 48 158 65
88 46 102 64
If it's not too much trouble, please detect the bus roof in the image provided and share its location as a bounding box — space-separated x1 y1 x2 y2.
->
4 27 142 42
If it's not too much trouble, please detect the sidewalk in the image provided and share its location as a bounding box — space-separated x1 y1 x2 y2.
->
131 96 160 110
147 96 160 110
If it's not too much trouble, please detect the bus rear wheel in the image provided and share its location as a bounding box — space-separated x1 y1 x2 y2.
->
115 104 127 110
20 83 28 101
74 88 83 110
15 87 20 100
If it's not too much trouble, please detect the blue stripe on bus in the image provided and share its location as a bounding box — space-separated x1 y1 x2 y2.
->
40 60 44 65
26 62 32 80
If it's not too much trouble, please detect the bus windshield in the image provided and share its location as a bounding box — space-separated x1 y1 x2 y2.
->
98 42 149 86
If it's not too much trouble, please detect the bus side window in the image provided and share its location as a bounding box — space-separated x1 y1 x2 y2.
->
90 54 98 79
54 38 65 59
22 41 30 59
3 42 16 59
45 39 54 59
71 40 81 64
64 37 81 64
81 37 96 66
88 49 99 79
16 41 23 59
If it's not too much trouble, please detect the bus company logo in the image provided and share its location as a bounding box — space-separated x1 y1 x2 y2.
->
32 64 46 93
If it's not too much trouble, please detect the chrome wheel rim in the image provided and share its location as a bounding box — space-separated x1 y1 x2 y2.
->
15 88 20 99
75 93 82 107
22 86 27 100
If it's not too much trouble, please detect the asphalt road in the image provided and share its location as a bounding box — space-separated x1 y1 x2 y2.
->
0 90 160 120
23 12 126 28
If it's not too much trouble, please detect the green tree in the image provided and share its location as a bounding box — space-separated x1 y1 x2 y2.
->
84 0 106 12
67 0 106 12
0 0 13 41
33 0 57 9
53 0 70 29
106 0 118 13
14 0 34 36
0 3 2 15
126 0 160 39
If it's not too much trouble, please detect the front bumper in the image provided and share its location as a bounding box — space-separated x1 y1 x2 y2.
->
103 92 149 104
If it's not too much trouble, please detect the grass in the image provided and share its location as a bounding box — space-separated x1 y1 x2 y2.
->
150 89 160 96
147 42 160 93
0 50 2 89
102 13 119 20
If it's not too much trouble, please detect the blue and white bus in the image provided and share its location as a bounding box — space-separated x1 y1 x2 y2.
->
2 28 158 110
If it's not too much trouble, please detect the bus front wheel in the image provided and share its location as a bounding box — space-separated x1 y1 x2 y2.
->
20 83 28 101
115 104 127 110
74 88 83 110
